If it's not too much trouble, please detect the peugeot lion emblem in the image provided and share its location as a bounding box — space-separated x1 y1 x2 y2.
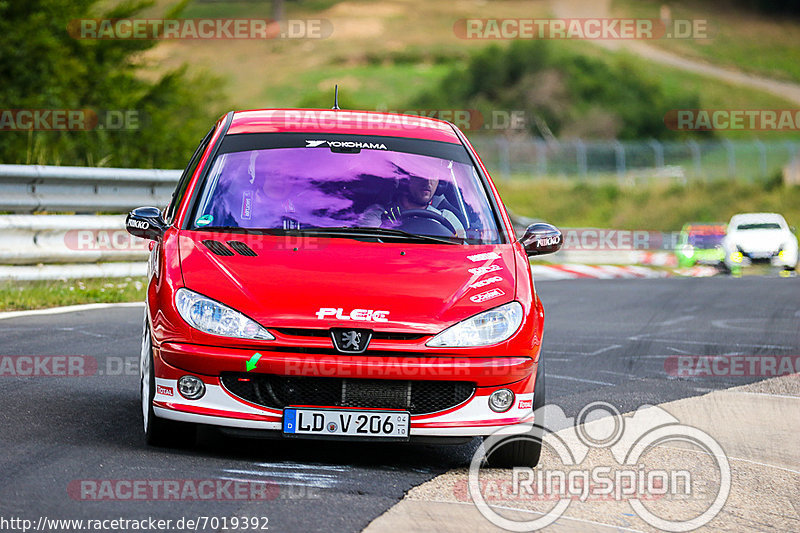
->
331 328 372 353
342 331 362 350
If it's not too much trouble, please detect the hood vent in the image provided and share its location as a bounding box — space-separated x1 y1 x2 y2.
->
227 240 258 257
201 240 235 256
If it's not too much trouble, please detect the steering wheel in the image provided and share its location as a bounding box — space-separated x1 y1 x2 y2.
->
399 209 457 235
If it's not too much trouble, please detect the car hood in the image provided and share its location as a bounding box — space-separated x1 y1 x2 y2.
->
727 229 789 253
178 232 518 334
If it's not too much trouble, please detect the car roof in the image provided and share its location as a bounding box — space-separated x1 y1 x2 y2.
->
226 109 462 144
683 222 726 231
729 212 786 225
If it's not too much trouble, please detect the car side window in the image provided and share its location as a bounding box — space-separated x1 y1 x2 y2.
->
164 127 215 224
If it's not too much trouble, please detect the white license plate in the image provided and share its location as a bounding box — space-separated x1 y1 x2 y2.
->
283 408 410 440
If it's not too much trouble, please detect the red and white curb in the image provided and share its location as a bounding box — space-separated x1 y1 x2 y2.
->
532 264 669 280
532 264 723 280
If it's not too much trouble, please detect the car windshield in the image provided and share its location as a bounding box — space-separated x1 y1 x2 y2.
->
190 134 502 244
687 233 724 248
737 223 781 231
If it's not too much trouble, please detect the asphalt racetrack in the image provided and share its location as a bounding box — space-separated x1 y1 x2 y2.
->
0 277 797 532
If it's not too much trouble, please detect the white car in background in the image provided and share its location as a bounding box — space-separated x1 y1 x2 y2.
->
723 213 798 271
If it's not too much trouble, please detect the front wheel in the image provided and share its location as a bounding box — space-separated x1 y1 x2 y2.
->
484 356 546 467
140 319 196 447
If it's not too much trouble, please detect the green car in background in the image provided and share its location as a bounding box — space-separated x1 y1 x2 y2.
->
675 223 727 267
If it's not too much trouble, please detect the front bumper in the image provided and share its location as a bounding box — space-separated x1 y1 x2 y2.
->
152 343 539 437
726 249 797 268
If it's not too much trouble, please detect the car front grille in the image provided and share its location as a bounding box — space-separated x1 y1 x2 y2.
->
220 373 475 415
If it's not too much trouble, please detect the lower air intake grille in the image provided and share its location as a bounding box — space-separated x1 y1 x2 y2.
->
220 373 475 415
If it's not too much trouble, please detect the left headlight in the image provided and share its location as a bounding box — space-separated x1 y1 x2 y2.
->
426 301 524 347
175 288 274 340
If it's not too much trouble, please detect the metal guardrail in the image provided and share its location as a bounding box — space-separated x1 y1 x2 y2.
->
0 164 180 213
0 164 682 280
0 215 148 265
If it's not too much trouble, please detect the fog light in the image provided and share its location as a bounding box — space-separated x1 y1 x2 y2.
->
489 388 514 412
178 375 205 400
730 251 743 263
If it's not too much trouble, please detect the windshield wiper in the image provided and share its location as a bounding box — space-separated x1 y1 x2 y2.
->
190 226 282 235
299 226 465 245
190 225 465 245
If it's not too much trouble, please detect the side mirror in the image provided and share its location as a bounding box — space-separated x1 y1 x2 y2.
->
519 222 562 256
125 206 168 241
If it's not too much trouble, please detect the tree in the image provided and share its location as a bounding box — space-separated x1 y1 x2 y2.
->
0 0 226 168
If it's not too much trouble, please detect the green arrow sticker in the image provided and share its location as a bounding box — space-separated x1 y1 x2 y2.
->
246 352 262 372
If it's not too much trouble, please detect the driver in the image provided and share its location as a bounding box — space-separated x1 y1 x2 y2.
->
360 175 466 237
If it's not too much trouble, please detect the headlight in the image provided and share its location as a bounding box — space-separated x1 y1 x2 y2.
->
175 288 274 340
426 301 524 347
682 244 694 258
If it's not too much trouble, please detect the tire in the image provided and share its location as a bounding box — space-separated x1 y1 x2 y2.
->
484 356 546 468
140 318 196 448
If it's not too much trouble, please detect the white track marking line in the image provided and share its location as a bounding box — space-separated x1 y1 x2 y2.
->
217 475 337 489
666 346 694 354
0 301 143 320
223 468 337 480
586 344 622 356
545 345 621 356
548 374 614 386
253 462 351 471
653 315 695 327
597 370 641 379
627 336 793 350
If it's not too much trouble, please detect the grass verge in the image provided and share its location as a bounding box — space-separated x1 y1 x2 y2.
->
0 277 146 312
612 0 800 84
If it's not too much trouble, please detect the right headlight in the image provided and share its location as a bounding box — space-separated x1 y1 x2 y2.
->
426 301 524 347
175 288 274 340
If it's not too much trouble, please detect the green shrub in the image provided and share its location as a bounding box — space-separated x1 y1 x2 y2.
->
411 40 703 140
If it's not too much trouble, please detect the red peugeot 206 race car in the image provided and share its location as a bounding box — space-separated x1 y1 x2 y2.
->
126 108 562 466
